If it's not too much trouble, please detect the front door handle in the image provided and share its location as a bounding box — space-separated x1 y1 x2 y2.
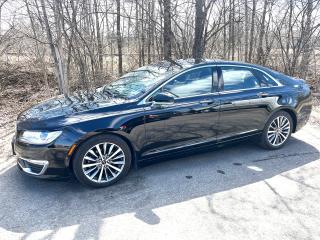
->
257 92 269 98
200 99 214 104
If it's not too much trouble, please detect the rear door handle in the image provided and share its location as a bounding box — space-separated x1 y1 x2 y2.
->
221 101 233 105
257 92 269 98
200 99 216 105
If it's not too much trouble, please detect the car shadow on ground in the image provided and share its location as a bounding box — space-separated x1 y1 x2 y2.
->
0 136 319 239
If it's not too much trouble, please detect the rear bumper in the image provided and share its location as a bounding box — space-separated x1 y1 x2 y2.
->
295 97 313 132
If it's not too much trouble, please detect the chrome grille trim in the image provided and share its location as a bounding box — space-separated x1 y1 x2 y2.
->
17 157 49 176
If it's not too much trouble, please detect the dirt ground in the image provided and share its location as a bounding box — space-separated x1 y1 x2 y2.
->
0 65 57 168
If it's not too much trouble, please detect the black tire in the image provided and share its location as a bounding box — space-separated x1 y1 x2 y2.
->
72 134 132 188
259 111 293 150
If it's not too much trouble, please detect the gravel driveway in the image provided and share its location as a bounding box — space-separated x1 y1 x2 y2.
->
0 124 319 240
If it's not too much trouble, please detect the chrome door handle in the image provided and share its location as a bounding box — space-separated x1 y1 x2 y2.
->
257 92 269 98
200 99 213 103
200 99 215 104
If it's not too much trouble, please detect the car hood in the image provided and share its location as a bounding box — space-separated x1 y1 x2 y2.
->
17 91 128 123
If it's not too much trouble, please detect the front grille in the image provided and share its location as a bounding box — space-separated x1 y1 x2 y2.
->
18 158 48 175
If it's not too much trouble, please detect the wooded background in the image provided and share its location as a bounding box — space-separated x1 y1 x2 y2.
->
0 0 319 96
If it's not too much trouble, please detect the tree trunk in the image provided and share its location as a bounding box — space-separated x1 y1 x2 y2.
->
93 0 103 74
147 0 155 64
229 0 235 60
223 0 227 59
300 0 313 80
25 0 48 88
54 0 68 95
135 0 142 66
286 0 293 74
257 0 268 64
162 0 172 60
116 0 122 75
140 0 145 65
244 0 249 62
248 0 256 63
40 0 67 96
192 0 206 63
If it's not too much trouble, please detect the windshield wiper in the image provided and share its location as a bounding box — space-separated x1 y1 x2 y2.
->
103 87 129 100
112 89 129 100
103 88 115 97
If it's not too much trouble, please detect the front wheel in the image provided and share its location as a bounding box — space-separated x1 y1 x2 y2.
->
259 111 293 150
72 134 132 188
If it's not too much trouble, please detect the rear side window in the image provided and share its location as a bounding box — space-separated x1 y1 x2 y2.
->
268 69 294 85
221 66 260 91
253 69 278 87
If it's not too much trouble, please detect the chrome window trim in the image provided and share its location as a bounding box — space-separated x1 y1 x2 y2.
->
218 85 283 95
219 64 282 86
138 64 282 105
17 157 49 176
145 94 220 109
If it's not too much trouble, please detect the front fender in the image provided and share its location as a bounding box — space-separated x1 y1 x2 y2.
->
61 109 147 168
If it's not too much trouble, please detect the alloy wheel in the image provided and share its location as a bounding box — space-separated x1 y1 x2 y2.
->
267 116 291 147
82 142 125 183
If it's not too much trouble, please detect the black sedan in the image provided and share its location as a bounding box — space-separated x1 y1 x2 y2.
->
12 60 312 187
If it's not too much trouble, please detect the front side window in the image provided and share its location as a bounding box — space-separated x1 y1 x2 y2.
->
221 66 260 91
160 67 213 98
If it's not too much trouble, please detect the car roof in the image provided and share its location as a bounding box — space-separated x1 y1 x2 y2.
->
183 59 297 86
136 59 294 86
187 59 268 70
138 59 270 73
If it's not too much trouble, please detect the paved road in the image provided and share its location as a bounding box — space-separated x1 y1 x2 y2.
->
0 125 319 240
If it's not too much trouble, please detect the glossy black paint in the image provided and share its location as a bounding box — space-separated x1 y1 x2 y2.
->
13 60 313 178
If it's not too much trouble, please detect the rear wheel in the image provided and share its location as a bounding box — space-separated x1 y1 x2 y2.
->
72 135 131 188
259 111 293 150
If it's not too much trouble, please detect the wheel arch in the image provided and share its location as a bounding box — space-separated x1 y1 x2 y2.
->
66 131 138 172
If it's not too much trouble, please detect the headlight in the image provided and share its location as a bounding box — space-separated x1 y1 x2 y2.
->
19 131 62 145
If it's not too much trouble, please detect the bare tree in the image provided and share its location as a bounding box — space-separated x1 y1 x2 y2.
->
116 0 122 75
161 0 172 60
248 0 256 63
1 0 319 93
192 0 206 63
256 0 268 64
300 0 315 79
40 0 67 96
244 0 249 61
93 0 103 74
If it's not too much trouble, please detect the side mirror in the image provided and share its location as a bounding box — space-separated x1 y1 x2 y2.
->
152 92 175 105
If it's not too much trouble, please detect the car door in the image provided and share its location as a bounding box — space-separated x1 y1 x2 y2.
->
216 65 277 140
141 66 220 157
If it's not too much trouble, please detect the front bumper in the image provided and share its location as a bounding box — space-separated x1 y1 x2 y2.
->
12 135 71 178
17 157 49 175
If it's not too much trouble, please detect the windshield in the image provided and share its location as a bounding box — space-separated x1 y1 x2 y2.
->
102 63 186 99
